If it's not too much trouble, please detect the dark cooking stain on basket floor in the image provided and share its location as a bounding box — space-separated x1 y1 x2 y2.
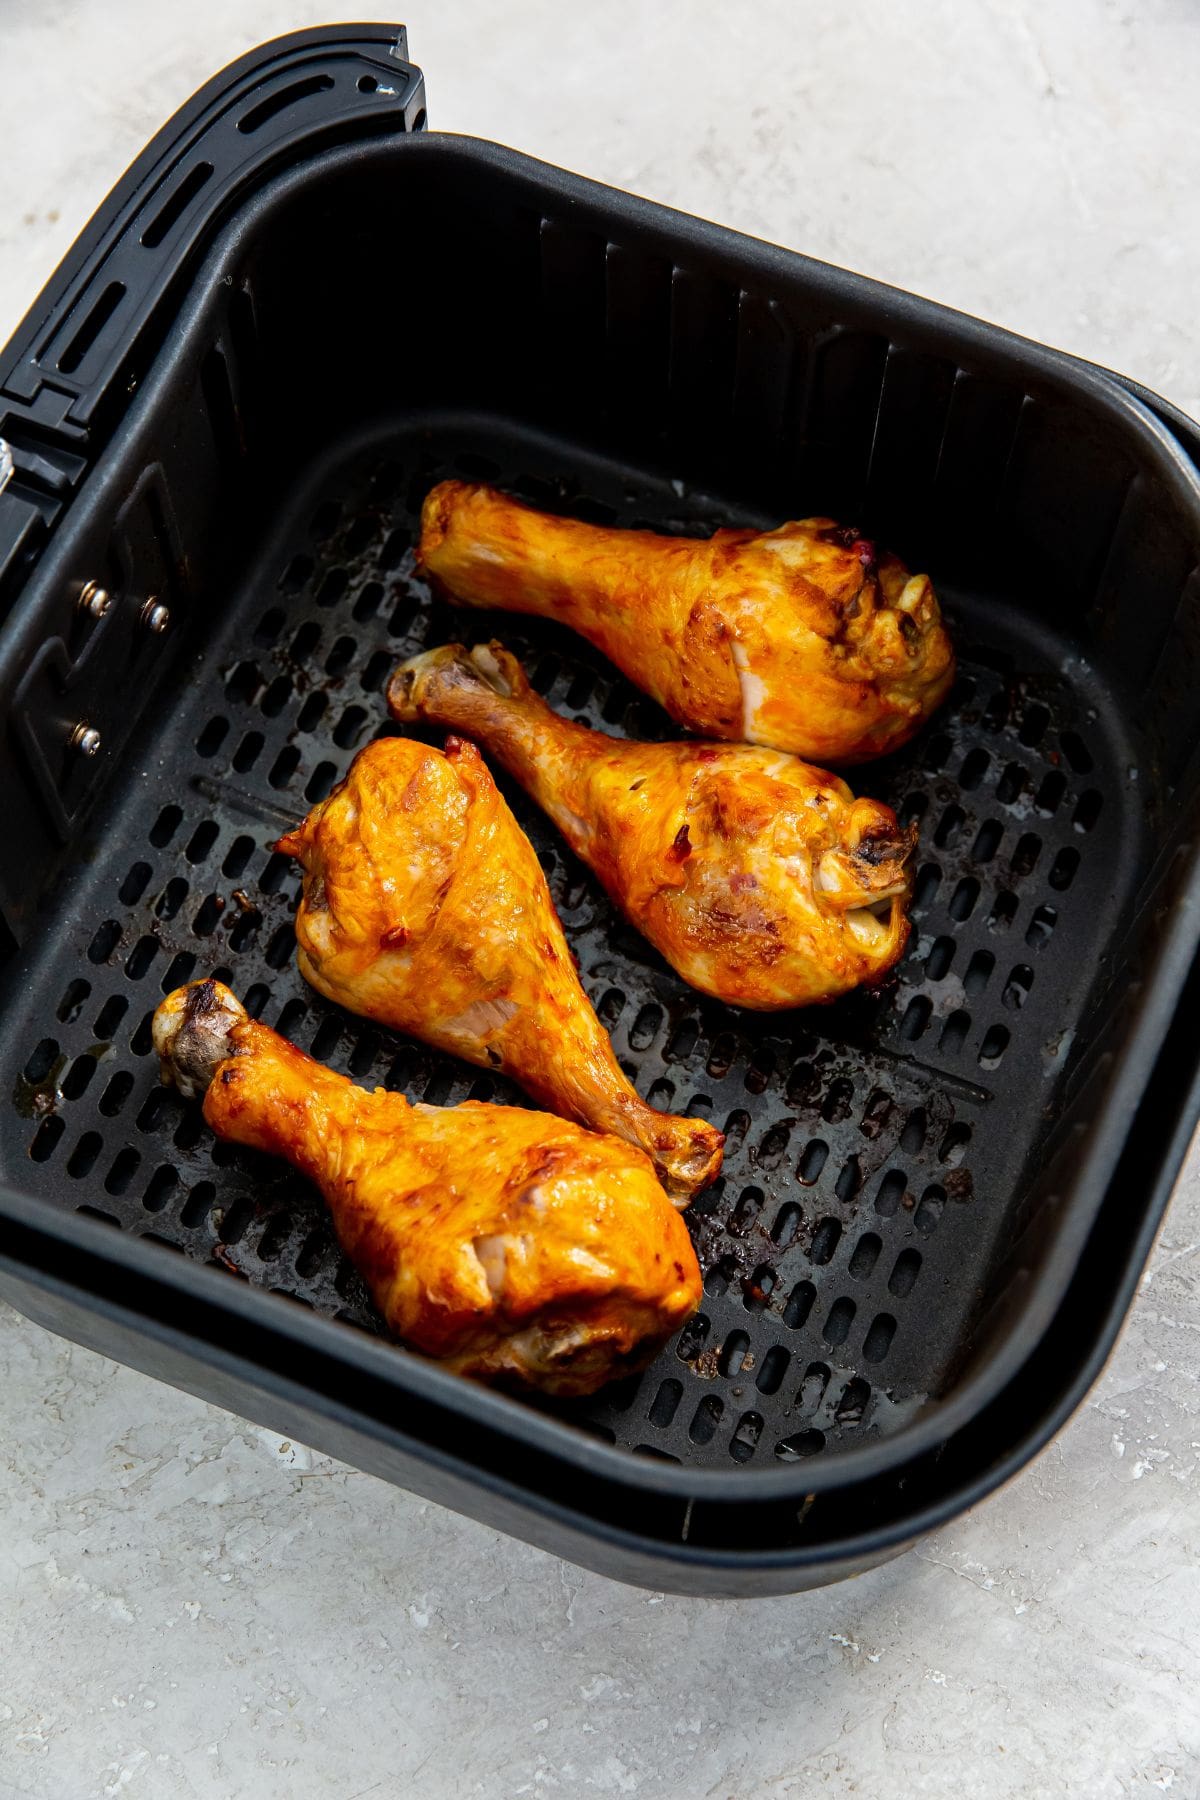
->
4 430 1119 1471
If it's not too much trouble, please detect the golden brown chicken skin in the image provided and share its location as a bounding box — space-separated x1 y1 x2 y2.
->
418 481 954 765
275 736 722 1203
390 644 915 1010
153 980 701 1394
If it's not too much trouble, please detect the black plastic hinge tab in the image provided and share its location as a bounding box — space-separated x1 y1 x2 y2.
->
0 25 425 617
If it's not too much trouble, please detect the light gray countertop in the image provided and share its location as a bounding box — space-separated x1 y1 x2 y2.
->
2 5 1199 1797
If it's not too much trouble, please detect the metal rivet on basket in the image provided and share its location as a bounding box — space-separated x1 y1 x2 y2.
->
140 597 170 633
69 722 102 757
77 580 113 620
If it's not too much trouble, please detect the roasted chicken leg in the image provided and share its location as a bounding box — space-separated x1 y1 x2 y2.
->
418 481 954 764
153 980 701 1394
276 735 722 1203
390 643 916 1010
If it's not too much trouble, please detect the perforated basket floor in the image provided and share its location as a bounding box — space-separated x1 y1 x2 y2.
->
2 418 1125 1471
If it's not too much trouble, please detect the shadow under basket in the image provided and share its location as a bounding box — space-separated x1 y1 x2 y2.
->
2 28 1200 1595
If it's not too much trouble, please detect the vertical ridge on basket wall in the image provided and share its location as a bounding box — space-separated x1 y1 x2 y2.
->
793 327 889 521
198 279 259 468
538 219 607 429
1086 476 1160 678
603 241 672 446
228 281 260 449
729 290 796 513
995 394 1138 625
929 372 1027 583
666 265 739 478
864 347 958 557
1125 546 1200 794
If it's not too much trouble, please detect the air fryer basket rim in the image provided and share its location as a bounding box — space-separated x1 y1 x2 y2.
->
3 56 1200 1519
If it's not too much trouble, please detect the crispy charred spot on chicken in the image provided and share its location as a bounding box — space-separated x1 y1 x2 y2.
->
815 821 917 903
821 522 879 572
153 976 248 1098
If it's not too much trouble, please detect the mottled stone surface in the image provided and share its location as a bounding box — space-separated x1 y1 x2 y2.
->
2 4 1199 1796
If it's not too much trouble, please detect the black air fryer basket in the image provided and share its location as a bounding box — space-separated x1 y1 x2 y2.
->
3 27 1200 1596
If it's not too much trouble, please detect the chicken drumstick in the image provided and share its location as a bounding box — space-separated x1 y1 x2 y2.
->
275 735 723 1203
390 643 915 1010
154 980 701 1395
418 481 954 764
